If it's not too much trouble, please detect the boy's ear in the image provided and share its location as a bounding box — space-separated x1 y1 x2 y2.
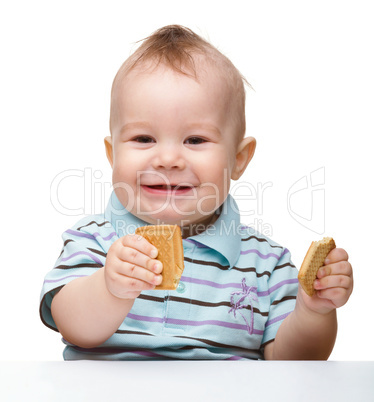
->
104 136 114 168
231 136 256 180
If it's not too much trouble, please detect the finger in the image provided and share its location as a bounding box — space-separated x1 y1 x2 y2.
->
110 255 162 286
117 246 163 275
314 274 352 291
118 234 162 273
105 261 160 298
122 234 159 259
120 261 163 286
324 247 349 265
315 285 353 307
317 261 353 279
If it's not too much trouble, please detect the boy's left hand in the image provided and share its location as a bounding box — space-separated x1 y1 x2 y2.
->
300 248 353 314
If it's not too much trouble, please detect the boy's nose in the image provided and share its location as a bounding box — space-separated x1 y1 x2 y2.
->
152 144 186 170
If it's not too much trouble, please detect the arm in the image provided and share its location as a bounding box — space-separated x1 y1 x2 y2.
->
51 234 163 348
264 248 353 360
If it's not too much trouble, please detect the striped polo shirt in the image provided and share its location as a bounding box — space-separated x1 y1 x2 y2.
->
40 192 299 360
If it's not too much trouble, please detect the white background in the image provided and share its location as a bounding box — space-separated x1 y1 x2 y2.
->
0 0 373 361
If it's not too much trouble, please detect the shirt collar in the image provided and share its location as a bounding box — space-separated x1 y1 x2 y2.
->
105 192 242 269
186 194 241 269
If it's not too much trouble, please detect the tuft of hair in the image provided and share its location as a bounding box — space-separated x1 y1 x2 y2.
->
127 25 206 78
110 25 250 138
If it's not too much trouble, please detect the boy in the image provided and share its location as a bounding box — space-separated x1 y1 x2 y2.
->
40 25 353 360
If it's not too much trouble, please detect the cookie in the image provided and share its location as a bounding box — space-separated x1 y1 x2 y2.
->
135 225 184 290
298 237 336 296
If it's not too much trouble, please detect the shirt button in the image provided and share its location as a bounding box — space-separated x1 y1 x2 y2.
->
176 282 186 293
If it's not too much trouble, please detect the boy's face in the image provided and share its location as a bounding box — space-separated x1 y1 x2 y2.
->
106 63 254 230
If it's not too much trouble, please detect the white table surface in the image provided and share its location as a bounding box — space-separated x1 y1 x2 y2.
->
1 361 373 402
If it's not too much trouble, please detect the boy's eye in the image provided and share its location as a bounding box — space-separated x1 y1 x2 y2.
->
185 137 207 145
132 136 155 143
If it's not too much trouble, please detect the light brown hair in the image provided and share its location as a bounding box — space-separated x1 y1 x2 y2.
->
110 25 248 138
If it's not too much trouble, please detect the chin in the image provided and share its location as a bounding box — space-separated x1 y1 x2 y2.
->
134 200 220 227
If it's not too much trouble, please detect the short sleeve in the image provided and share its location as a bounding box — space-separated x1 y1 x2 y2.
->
39 216 117 331
261 248 299 346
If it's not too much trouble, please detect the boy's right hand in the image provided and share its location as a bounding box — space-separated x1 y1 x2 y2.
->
104 234 163 300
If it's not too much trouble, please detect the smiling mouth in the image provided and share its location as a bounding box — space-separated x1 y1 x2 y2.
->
142 184 195 194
